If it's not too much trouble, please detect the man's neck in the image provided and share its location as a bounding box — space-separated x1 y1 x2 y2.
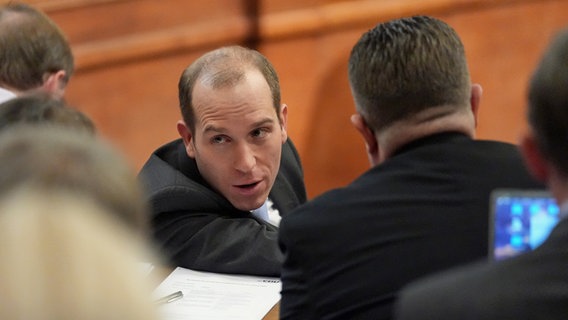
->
376 107 476 164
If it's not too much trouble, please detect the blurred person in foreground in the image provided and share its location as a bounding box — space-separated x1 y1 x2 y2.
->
395 26 568 320
0 2 74 103
0 123 148 236
0 93 95 134
0 187 161 320
139 45 307 276
278 16 543 320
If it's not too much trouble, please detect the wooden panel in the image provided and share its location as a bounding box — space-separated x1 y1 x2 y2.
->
25 0 129 10
259 30 368 197
261 0 348 13
447 1 568 143
38 0 247 43
30 0 568 199
63 51 198 171
261 0 568 197
37 0 254 170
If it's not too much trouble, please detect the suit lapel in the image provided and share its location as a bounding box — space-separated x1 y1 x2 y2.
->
269 170 298 217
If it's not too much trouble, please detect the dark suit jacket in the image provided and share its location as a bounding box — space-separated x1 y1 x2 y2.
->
139 138 306 276
395 217 568 320
278 132 544 320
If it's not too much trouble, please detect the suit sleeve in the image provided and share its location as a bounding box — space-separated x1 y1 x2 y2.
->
153 203 283 276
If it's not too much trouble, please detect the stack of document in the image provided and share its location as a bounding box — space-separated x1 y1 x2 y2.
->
154 267 281 320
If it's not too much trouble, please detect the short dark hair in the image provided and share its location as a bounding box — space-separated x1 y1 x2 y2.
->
348 16 471 132
527 28 568 177
178 45 281 132
0 3 74 90
0 93 95 134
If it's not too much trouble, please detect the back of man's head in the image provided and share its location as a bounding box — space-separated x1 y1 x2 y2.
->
527 28 568 178
0 3 73 93
348 16 471 132
0 93 95 134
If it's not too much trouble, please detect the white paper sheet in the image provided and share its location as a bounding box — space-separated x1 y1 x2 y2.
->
154 267 281 320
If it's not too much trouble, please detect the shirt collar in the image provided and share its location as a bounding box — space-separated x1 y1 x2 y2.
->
0 87 16 104
559 199 568 220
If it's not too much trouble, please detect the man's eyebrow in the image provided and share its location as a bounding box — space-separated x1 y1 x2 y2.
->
203 125 225 134
202 118 276 134
252 118 276 128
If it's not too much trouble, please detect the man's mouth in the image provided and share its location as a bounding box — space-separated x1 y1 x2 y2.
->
235 181 260 189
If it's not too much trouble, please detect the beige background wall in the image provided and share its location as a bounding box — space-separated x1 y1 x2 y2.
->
27 0 568 198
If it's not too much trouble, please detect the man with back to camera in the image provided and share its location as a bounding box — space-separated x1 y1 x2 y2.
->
394 26 568 320
278 16 544 319
0 2 74 103
139 45 307 276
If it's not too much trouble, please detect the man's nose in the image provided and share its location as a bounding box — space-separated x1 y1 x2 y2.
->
234 143 256 173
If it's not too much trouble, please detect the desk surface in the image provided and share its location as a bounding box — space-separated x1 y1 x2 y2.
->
152 266 279 320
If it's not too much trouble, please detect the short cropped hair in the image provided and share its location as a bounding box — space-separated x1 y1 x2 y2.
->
0 93 95 134
527 29 568 177
348 16 471 132
178 45 281 132
0 3 74 90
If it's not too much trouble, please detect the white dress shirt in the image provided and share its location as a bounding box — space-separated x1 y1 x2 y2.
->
251 198 281 227
0 87 16 104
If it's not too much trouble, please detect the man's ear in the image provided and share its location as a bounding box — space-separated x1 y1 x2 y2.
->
176 120 196 158
279 104 288 143
350 113 379 166
519 131 548 182
42 70 67 98
470 83 482 127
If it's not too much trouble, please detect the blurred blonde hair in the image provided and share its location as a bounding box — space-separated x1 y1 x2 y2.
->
0 187 161 320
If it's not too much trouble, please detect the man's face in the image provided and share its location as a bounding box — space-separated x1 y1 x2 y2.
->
179 69 288 211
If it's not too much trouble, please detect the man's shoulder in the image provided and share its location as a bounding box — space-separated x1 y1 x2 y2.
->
397 245 568 319
282 139 301 160
454 138 537 175
465 137 520 151
398 133 529 171
280 138 304 175
272 139 308 209
396 260 497 319
139 139 194 190
280 185 348 229
421 132 519 152
138 139 228 212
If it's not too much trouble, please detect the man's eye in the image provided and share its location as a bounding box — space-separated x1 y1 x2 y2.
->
252 128 269 138
211 136 227 144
